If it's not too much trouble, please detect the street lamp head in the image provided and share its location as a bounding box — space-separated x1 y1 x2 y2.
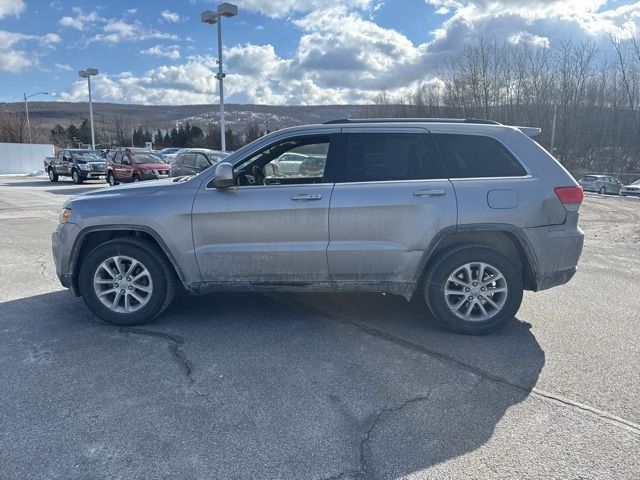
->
201 10 218 24
79 68 99 78
217 3 238 17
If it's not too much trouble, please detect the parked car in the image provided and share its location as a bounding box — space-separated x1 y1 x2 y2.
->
578 175 622 194
161 148 188 164
156 148 182 162
106 148 169 185
44 149 106 184
52 118 584 335
170 149 230 177
264 152 326 178
620 179 640 197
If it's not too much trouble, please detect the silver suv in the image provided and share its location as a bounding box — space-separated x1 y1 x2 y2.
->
52 119 585 335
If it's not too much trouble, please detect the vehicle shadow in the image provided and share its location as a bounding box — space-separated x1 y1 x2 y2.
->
0 290 544 479
0 179 106 192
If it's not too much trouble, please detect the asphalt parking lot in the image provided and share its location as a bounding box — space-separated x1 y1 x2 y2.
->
1 176 639 479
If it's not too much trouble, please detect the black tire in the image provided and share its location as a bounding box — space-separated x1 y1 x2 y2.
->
107 172 118 186
48 168 59 182
132 174 140 183
598 186 606 194
71 169 83 184
424 245 523 335
78 238 176 326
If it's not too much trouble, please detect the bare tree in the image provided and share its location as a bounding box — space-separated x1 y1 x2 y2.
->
0 111 27 143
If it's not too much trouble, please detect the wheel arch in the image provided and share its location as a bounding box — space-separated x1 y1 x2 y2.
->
413 224 539 296
69 225 186 295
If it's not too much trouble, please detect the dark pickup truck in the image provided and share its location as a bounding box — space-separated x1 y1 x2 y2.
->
44 149 106 184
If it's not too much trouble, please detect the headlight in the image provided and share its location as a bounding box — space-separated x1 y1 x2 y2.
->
59 208 72 224
78 163 91 171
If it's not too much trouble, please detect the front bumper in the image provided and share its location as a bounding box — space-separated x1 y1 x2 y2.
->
78 170 105 180
620 189 640 197
140 170 170 181
52 222 81 294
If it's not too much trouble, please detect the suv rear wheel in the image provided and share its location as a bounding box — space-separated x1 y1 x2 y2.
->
78 238 176 326
424 245 523 335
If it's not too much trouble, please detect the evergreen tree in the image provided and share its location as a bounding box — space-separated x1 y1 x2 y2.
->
79 119 92 145
170 127 179 147
66 124 80 147
155 129 164 148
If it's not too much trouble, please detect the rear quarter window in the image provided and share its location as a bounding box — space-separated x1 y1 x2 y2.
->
433 134 527 178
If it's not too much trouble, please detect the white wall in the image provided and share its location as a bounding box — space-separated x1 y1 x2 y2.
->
0 143 54 174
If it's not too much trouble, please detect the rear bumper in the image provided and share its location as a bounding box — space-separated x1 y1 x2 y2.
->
523 221 584 291
535 268 577 291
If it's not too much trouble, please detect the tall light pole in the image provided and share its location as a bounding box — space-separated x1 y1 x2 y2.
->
23 92 48 143
202 3 238 152
78 68 99 150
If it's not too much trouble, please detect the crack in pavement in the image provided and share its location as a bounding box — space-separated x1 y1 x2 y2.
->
264 293 640 437
119 327 195 386
356 380 455 479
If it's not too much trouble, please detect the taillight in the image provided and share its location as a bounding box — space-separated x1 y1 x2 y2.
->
555 186 584 211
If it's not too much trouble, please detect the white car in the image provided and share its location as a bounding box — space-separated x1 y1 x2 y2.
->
620 179 640 197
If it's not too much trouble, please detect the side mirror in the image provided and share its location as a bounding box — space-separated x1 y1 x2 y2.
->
213 162 234 188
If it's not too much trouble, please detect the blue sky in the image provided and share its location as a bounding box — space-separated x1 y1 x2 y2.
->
0 0 638 105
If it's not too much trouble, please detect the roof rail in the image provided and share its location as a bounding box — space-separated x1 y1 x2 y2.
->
323 118 502 125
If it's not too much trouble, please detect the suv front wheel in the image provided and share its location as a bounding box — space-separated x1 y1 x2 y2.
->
78 238 176 326
424 246 524 335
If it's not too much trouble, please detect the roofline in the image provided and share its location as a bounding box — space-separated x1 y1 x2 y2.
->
323 118 502 125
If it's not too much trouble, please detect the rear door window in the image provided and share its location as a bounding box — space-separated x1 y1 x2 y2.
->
433 134 527 178
330 133 445 183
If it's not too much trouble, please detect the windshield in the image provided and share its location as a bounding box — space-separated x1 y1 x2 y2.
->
72 152 104 161
131 154 163 164
632 180 640 185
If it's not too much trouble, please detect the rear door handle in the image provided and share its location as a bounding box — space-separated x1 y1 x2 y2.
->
413 189 446 197
291 193 322 201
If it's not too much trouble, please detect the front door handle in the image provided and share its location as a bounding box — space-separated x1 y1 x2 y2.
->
413 189 446 197
291 193 322 201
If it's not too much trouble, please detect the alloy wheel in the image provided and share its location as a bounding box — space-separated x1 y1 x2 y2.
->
93 255 153 313
443 262 508 322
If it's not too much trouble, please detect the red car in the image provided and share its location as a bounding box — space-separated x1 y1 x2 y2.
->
106 148 170 185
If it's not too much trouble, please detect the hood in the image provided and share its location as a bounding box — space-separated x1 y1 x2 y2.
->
76 159 106 164
72 178 174 201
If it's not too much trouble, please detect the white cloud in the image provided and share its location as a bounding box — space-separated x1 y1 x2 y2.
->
56 0 640 105
92 20 178 43
0 0 25 19
55 63 73 71
238 0 374 17
0 30 61 73
58 7 102 30
160 10 181 23
141 44 181 60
